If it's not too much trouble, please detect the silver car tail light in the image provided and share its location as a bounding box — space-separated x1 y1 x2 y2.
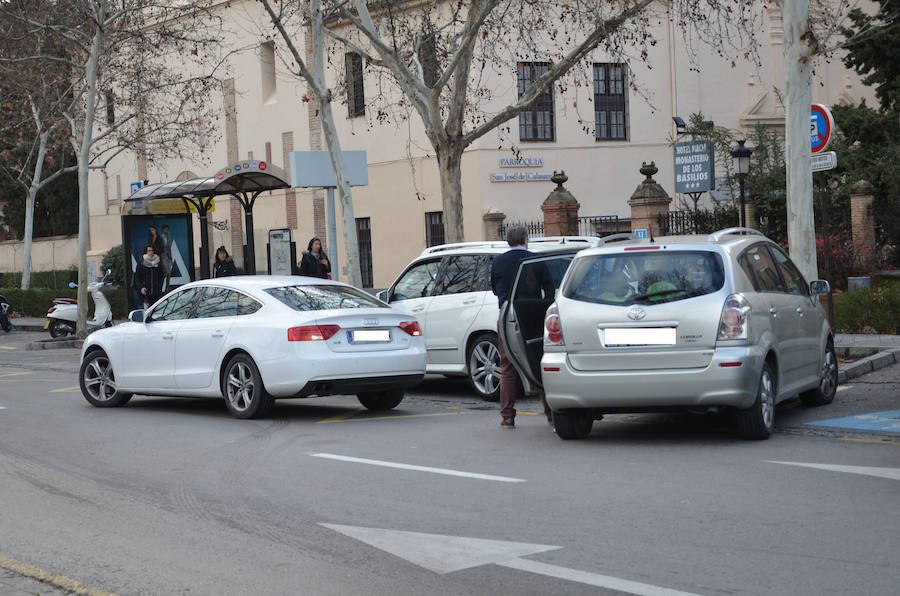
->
718 294 750 340
544 303 564 346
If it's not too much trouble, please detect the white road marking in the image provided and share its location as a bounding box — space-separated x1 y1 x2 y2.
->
321 524 701 595
0 406 6 410
310 453 525 483
768 461 900 481
498 558 701 596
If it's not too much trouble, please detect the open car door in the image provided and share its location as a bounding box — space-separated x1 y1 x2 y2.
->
499 253 575 395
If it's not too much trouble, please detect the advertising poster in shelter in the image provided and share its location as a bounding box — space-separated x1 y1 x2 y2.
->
121 214 194 311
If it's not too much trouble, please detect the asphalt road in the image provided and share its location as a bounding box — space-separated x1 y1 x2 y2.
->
1 331 898 596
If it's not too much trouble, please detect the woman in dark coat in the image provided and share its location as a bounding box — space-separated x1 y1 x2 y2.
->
134 244 165 308
213 246 237 278
298 237 331 279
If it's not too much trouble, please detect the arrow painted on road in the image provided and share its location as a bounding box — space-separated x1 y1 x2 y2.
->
321 524 701 595
768 461 900 481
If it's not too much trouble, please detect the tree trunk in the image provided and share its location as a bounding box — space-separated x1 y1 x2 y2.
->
21 131 49 291
436 144 465 244
783 0 818 282
75 12 105 338
319 99 362 288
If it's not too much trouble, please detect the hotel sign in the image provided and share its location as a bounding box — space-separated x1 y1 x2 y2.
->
674 141 715 193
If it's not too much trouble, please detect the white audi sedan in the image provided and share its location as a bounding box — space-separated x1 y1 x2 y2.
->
79 276 426 418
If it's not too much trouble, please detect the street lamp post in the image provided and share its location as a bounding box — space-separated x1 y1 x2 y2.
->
731 139 753 227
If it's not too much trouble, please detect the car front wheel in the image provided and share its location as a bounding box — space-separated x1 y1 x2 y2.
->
357 389 404 410
467 333 501 401
737 361 776 440
79 350 133 408
800 340 838 407
223 354 273 419
553 409 593 440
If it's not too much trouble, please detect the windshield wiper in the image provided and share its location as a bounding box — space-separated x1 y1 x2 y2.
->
631 288 685 303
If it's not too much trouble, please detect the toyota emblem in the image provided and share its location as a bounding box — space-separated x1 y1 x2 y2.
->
626 306 646 321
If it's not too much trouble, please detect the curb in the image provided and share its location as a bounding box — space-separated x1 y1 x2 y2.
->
26 338 83 351
838 348 900 383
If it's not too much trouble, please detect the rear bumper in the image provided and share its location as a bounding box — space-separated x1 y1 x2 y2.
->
542 345 765 411
292 373 425 398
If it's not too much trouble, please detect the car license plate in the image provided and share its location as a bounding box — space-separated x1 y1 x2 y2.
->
348 329 390 343
603 327 676 346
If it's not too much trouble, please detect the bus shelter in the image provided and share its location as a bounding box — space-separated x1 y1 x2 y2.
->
126 161 290 279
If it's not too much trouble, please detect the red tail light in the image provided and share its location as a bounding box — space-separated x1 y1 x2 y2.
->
288 324 340 341
398 321 422 336
47 306 57 315
544 304 564 345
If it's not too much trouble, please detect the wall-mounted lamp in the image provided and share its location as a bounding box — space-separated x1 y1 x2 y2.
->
672 116 686 134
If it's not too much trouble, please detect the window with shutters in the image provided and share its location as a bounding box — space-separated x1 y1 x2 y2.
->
517 62 554 142
593 63 628 141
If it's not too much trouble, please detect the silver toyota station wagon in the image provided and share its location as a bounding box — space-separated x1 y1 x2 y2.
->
500 228 838 440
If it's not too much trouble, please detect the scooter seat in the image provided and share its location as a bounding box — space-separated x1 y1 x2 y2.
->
53 298 77 305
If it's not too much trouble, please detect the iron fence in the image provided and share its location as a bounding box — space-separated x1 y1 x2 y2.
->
658 209 739 236
500 215 620 240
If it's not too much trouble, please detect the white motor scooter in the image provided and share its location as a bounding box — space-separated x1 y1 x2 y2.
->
45 269 114 338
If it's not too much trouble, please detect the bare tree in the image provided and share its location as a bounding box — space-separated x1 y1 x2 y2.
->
255 0 362 288
1 1 226 336
0 0 76 290
320 0 766 244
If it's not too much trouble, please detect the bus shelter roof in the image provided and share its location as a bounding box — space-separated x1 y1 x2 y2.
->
125 162 290 201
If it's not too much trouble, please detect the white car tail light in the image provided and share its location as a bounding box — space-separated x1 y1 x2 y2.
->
544 303 564 345
288 325 340 341
398 321 422 336
718 294 750 340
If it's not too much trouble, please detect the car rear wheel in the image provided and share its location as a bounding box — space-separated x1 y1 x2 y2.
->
467 333 501 401
737 361 775 440
553 409 593 440
800 340 838 407
357 389 404 410
79 350 133 408
223 354 273 419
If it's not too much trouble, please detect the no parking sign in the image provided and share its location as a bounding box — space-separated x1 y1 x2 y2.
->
810 104 834 154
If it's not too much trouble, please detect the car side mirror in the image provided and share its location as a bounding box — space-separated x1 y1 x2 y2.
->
376 290 389 303
809 280 830 296
128 309 145 323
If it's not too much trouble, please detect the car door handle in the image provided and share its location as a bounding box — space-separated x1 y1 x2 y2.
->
212 330 225 337
462 298 477 305
162 332 175 340
411 306 425 313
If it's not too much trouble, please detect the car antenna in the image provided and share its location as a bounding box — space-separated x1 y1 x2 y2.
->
649 231 656 243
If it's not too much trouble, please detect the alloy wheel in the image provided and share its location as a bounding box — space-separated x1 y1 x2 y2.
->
469 339 500 397
226 361 255 413
83 356 118 402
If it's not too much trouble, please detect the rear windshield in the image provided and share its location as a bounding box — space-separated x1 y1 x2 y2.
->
562 250 725 306
266 285 384 311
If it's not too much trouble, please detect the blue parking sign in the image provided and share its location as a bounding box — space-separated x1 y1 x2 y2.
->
130 181 144 195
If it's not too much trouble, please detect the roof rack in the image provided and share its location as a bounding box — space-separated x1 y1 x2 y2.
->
420 241 508 255
708 227 766 243
419 235 601 255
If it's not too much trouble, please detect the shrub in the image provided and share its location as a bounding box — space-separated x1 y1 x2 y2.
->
101 244 126 287
815 232 898 290
833 279 900 334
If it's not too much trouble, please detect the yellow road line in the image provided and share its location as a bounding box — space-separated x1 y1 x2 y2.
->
50 386 81 393
0 554 119 596
317 410 360 424
838 437 900 446
318 412 466 424
0 371 33 378
837 385 853 392
0 346 16 350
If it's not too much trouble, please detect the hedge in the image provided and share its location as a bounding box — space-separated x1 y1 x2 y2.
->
0 269 78 290
1 287 129 319
833 278 900 334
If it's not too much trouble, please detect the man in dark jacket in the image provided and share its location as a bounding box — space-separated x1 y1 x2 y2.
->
490 225 551 429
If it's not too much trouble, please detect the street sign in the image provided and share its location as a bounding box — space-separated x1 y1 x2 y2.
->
811 151 837 172
130 181 144 194
674 141 715 193
810 104 834 153
634 229 648 239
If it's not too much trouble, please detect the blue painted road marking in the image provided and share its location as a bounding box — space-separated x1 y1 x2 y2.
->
806 410 900 433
